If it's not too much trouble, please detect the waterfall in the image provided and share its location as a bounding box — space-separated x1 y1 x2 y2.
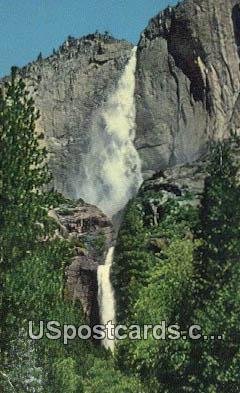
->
79 48 141 351
76 46 143 218
97 247 115 351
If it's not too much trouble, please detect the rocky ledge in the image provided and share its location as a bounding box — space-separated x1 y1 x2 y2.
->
50 201 114 326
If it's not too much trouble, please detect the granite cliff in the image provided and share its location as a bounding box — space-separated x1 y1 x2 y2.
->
135 0 240 176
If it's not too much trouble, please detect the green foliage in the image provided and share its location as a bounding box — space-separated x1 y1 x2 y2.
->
113 195 199 324
115 236 197 389
113 191 199 391
194 140 240 296
0 68 56 371
0 69 53 259
4 236 93 392
94 232 107 254
112 200 150 322
0 331 43 393
186 139 240 391
113 139 240 392
7 239 72 322
51 358 83 393
83 357 144 393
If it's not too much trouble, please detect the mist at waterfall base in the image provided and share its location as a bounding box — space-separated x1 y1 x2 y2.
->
76 47 143 219
80 49 143 351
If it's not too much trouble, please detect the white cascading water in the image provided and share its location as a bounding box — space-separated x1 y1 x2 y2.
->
81 48 142 351
77 46 143 218
97 247 115 351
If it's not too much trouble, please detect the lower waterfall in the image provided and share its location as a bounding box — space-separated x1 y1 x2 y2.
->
97 247 116 351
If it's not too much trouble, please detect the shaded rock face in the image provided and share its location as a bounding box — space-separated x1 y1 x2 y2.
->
135 0 240 175
141 159 207 207
52 202 114 326
12 34 133 199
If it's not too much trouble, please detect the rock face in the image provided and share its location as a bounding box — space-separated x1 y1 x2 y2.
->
135 0 240 176
52 201 114 326
2 0 240 198
9 34 133 199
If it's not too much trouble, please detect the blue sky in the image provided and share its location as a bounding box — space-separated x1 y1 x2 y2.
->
0 0 179 77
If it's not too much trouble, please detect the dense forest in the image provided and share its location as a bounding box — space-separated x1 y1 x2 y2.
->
0 70 239 392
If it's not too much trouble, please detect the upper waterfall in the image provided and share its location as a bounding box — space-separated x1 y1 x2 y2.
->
76 47 143 217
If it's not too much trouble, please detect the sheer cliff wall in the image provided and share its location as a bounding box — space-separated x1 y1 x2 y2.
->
135 0 240 176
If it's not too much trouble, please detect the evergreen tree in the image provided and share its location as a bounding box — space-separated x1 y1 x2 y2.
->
188 138 240 391
194 138 240 301
37 52 43 61
0 67 53 372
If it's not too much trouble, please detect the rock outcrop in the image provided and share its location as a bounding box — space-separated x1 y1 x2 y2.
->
51 201 114 326
135 0 240 176
141 159 207 206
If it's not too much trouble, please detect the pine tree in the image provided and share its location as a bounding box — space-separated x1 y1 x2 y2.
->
0 67 53 262
188 138 240 391
0 67 53 369
195 138 240 299
37 52 43 61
